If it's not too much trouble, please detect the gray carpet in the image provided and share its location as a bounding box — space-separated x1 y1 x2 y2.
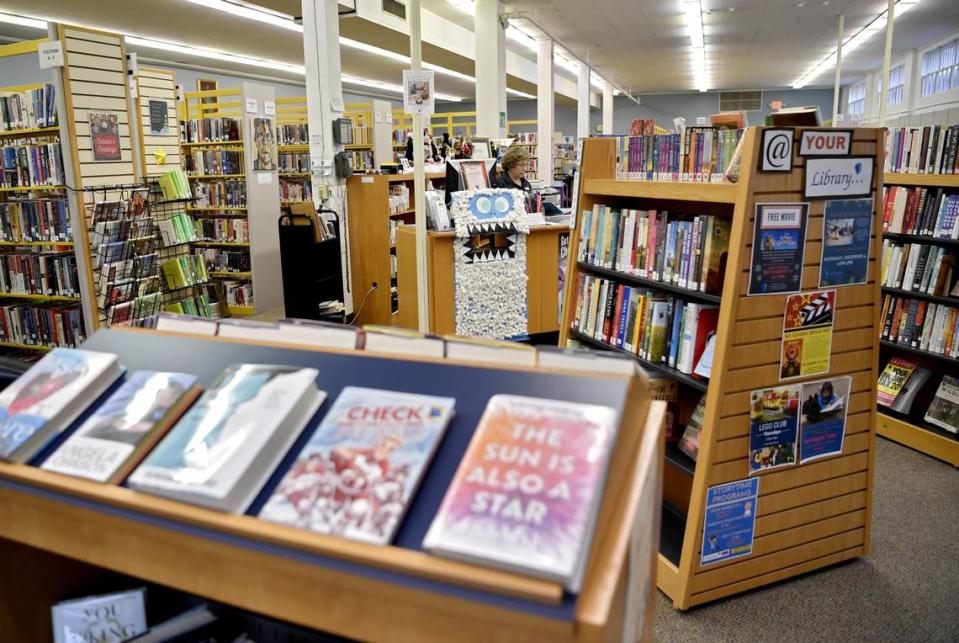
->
655 438 959 642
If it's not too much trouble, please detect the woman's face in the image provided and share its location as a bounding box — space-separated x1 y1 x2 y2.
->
509 159 529 181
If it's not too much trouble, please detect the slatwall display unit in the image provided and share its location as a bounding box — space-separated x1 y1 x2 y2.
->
877 169 959 466
560 130 884 609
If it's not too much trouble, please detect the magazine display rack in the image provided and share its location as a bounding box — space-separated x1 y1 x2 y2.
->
560 129 884 609
0 327 664 642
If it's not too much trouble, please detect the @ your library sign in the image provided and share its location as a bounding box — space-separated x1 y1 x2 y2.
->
804 157 874 199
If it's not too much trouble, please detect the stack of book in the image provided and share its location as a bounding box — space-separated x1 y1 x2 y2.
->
193 180 245 208
0 199 71 242
185 149 242 176
163 290 214 318
181 117 241 143
881 185 959 237
223 280 252 308
884 125 959 175
194 218 248 243
347 149 374 172
157 212 197 247
161 254 209 290
279 177 312 203
0 301 85 348
880 293 959 358
276 123 308 146
0 84 57 131
0 142 65 187
577 205 731 295
614 128 742 183
157 169 191 201
881 239 955 294
0 252 79 297
278 151 309 172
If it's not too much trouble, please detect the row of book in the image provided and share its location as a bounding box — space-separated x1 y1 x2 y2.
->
880 239 956 295
348 149 374 172
223 280 252 308
0 84 57 131
158 169 191 201
881 185 959 238
90 219 155 259
158 213 197 247
279 178 311 203
0 301 85 348
0 199 71 243
883 125 959 175
98 274 159 312
571 274 717 376
164 290 216 318
0 142 65 187
161 254 209 290
0 251 80 298
352 125 372 147
277 151 309 173
877 357 958 433
181 117 241 144
276 123 308 146
107 292 160 327
202 248 250 274
614 128 742 183
194 218 248 244
578 205 731 295
881 293 959 358
3 348 615 589
194 180 245 208
98 254 159 295
184 150 243 176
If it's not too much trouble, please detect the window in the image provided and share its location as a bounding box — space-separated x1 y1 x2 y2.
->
847 82 866 116
921 38 959 97
877 65 905 107
382 0 406 20
719 91 762 112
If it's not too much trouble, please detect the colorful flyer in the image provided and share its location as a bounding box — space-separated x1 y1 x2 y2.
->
701 477 760 566
819 198 873 287
799 376 852 464
88 112 121 161
748 385 800 474
781 290 836 379
747 203 809 296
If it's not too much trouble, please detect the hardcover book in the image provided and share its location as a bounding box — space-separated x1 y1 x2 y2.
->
128 364 325 513
925 376 959 433
424 394 617 591
260 387 455 544
42 371 200 483
0 348 122 464
52 588 147 643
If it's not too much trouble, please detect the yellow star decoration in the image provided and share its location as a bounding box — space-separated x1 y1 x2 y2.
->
154 148 167 165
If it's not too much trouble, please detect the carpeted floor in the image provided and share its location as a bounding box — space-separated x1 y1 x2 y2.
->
655 438 959 642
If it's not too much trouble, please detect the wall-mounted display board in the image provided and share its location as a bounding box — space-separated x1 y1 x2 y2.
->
559 129 884 609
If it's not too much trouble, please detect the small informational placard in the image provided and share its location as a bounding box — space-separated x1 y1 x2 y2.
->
88 112 122 161
798 129 852 156
749 384 800 473
781 289 835 379
386 111 393 124
820 198 873 287
256 172 272 184
311 133 323 146
701 478 760 566
804 156 874 199
747 202 808 296
245 97 258 114
374 111 383 123
264 100 276 116
38 40 64 69
148 100 169 135
799 375 852 464
759 128 793 172
403 70 435 115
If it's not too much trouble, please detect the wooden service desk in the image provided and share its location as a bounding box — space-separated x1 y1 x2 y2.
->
394 223 568 335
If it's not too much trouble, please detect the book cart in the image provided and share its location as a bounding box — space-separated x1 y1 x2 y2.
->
0 327 665 642
559 128 884 609
878 171 959 466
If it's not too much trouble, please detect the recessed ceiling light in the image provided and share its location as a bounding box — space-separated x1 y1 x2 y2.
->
729 7 736 12
797 2 805 7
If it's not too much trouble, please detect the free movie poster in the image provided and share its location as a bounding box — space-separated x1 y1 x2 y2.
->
88 112 121 161
820 198 873 287
747 202 808 295
781 289 836 379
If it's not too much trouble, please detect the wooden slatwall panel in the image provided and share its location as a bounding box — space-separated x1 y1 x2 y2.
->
136 67 180 178
682 128 882 606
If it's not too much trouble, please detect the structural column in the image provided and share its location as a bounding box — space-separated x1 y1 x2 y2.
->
536 37 554 184
301 0 350 310
602 80 614 134
475 0 506 138
577 63 590 140
878 0 894 127
832 14 844 124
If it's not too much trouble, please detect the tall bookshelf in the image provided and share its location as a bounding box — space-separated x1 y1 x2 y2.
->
877 170 959 466
275 96 311 208
560 129 885 609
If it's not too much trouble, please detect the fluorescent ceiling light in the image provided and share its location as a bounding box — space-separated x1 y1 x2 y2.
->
507 88 535 99
793 0 920 88
183 0 301 32
342 74 463 101
505 25 537 53
682 1 708 92
127 35 305 75
0 11 47 29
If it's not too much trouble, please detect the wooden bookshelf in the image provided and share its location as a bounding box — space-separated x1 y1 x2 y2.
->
883 172 959 188
560 130 885 609
876 410 959 466
0 125 60 138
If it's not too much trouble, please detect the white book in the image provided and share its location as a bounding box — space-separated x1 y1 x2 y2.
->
677 303 701 375
276 318 358 350
52 588 147 643
901 244 919 289
919 303 937 352
363 327 445 358
890 188 908 233
155 312 218 336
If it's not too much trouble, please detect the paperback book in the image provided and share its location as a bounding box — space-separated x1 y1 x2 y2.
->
0 348 121 463
888 366 932 415
260 387 455 544
42 371 200 483
128 364 325 513
877 357 918 407
924 376 959 433
51 588 147 643
424 394 617 591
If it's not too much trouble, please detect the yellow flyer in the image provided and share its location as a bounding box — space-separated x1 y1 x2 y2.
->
780 290 836 380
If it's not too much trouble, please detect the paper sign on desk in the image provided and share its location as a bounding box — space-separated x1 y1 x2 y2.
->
701 478 759 566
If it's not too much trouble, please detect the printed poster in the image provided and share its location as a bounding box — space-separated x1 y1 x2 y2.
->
88 112 121 161
781 290 836 379
799 376 852 464
820 198 873 287
250 116 276 171
701 477 760 566
403 70 435 116
748 384 800 474
148 99 169 135
748 202 809 296
558 232 569 324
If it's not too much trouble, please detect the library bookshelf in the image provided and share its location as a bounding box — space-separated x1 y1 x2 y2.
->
0 327 665 642
560 129 885 609
877 171 959 466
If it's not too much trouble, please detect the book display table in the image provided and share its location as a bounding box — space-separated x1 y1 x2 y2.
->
0 328 664 642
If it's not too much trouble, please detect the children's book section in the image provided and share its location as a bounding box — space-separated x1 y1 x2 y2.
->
561 128 884 609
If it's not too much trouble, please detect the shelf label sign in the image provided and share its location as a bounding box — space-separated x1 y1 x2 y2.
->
759 128 793 172
701 478 759 566
804 156 874 199
38 40 64 69
799 129 852 156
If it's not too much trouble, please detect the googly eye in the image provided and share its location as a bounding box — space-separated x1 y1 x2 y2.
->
494 195 511 213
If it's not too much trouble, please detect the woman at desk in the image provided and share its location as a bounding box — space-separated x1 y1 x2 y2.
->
492 146 532 196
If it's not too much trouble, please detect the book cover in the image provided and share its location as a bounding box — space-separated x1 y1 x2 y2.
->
52 588 147 643
925 376 959 433
0 349 119 462
424 394 617 590
877 357 918 406
889 367 932 414
42 371 200 483
260 387 455 545
678 395 707 461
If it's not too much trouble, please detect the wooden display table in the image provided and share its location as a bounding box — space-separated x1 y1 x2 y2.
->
395 224 568 335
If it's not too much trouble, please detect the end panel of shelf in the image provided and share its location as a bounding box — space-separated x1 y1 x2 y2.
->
582 179 739 204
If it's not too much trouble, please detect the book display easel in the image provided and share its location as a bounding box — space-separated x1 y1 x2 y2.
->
0 326 665 642
560 129 884 609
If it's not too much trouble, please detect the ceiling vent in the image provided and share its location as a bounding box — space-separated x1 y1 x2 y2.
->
383 0 407 20
719 91 762 112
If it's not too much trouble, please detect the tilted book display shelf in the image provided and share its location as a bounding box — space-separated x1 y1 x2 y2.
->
560 129 884 609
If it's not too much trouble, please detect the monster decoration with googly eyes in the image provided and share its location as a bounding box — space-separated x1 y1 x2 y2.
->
449 188 530 339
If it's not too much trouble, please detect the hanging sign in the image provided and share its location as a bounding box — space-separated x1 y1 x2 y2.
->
38 40 64 69
701 478 760 566
804 156 874 199
759 128 793 172
798 129 853 156
403 70 435 116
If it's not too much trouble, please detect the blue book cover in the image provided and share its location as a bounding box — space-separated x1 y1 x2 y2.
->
668 300 686 368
